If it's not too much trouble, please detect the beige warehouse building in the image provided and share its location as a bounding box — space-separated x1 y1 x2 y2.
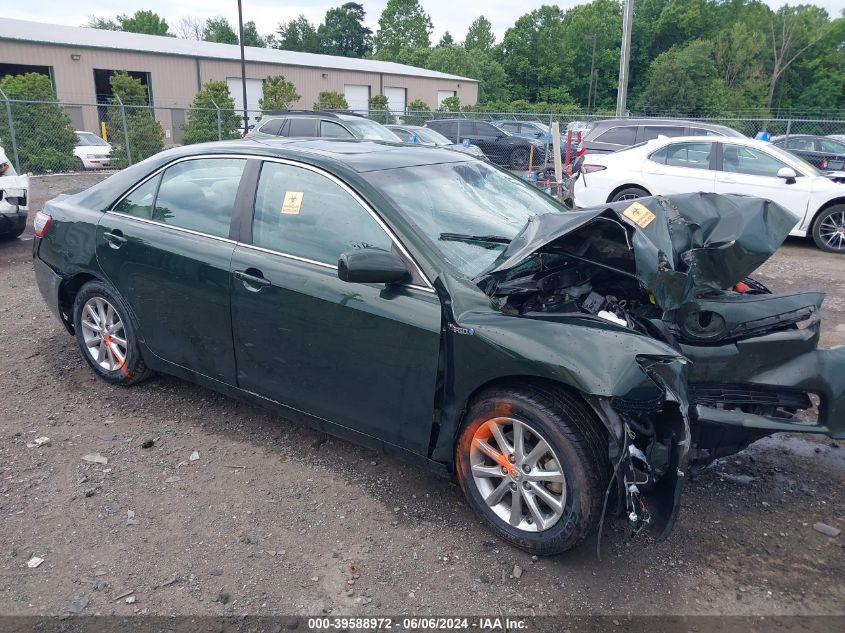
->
0 18 477 142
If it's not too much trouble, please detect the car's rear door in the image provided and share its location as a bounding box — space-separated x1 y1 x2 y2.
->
96 156 250 385
641 141 717 194
228 159 442 454
714 142 812 223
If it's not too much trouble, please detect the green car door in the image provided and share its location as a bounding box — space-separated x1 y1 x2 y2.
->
228 160 443 454
95 156 249 385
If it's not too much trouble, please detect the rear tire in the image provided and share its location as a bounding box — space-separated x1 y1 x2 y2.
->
455 385 609 555
811 205 845 253
609 186 649 203
72 280 153 385
509 148 530 170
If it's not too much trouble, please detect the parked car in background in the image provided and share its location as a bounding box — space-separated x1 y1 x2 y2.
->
491 120 578 156
32 139 845 555
0 145 29 240
574 135 845 252
425 119 546 169
579 118 744 154
828 134 845 143
74 131 112 169
771 134 845 171
248 110 402 142
386 124 485 157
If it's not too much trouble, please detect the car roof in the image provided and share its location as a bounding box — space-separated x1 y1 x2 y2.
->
633 135 780 151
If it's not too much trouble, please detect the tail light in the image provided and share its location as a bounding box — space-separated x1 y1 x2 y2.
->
242 132 253 139
821 158 828 169
582 164 607 173
33 211 52 237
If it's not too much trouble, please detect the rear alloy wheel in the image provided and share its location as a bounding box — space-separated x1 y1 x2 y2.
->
73 281 152 385
609 186 649 203
812 205 845 253
456 386 609 555
509 148 530 170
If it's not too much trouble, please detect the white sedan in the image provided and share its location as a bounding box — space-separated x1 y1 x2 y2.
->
574 136 845 253
0 145 29 240
74 131 112 169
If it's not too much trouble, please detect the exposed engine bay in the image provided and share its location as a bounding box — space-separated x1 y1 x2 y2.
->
474 193 845 539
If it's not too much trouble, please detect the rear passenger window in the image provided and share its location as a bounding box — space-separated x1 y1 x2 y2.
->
691 128 722 137
648 146 669 165
253 162 393 265
642 126 686 140
320 121 354 138
665 142 712 169
113 174 160 218
288 118 317 136
152 158 246 238
595 126 637 145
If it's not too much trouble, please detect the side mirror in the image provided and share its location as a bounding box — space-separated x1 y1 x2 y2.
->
777 166 797 183
338 248 411 285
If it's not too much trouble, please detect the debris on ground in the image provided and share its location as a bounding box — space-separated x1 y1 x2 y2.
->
125 595 137 604
719 473 756 486
126 510 139 526
164 476 181 483
113 589 134 601
210 567 223 576
189 451 199 461
68 595 89 614
154 576 179 589
26 436 50 448
26 556 44 568
141 440 154 449
813 522 842 537
513 565 523 579
81 453 108 465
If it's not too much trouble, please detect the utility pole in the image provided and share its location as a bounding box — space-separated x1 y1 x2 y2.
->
616 0 634 117
586 34 597 111
237 0 249 135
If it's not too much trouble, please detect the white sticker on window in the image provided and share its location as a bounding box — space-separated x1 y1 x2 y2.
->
281 191 304 215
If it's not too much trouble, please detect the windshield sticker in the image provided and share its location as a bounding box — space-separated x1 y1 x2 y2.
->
622 202 656 229
281 191 304 215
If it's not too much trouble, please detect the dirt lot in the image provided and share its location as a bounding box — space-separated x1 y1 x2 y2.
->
1 173 844 619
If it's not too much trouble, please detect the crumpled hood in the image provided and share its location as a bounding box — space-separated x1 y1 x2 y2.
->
479 193 798 310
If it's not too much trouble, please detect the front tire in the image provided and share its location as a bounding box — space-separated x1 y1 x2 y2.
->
0 216 26 240
72 281 152 385
609 186 649 203
811 205 845 253
455 385 609 555
509 148 530 170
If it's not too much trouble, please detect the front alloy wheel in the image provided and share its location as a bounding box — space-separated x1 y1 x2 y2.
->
456 386 609 555
812 205 845 253
469 417 566 532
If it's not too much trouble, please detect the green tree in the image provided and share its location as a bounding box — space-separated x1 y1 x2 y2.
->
499 6 566 102
88 10 170 36
438 31 455 47
242 21 266 47
275 16 322 53
106 71 164 166
0 73 77 173
426 46 510 103
464 16 495 51
203 17 239 44
319 3 373 57
182 81 242 144
369 94 390 122
438 95 461 112
373 0 433 60
315 91 348 110
259 76 301 110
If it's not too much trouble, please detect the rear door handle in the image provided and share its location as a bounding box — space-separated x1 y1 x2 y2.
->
234 269 271 290
103 231 127 248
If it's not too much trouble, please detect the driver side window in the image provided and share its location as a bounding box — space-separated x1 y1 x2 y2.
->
252 162 393 265
721 145 788 177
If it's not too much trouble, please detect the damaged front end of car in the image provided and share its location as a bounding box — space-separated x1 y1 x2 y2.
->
473 191 845 539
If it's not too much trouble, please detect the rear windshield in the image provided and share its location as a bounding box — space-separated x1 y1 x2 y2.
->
344 119 402 142
76 132 109 147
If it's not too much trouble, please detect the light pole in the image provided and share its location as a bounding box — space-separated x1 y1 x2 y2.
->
237 0 248 135
616 0 634 117
586 34 597 111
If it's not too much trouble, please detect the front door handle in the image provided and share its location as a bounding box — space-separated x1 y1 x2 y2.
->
234 269 271 291
103 230 127 248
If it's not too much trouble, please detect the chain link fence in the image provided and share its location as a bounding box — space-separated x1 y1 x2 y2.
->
2 94 845 175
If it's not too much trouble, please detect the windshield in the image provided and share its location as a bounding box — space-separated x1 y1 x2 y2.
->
364 161 566 278
345 119 402 142
767 144 821 176
76 132 109 147
413 127 452 146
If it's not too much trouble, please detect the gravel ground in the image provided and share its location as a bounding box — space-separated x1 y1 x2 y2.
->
1 173 843 618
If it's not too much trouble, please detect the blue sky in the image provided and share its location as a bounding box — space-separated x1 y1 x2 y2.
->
9 1 845 42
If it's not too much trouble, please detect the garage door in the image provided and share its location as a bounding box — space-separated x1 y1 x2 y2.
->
384 87 406 114
344 84 370 112
437 90 456 107
227 77 264 125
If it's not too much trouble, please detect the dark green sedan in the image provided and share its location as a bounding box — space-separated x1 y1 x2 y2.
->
33 139 845 555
